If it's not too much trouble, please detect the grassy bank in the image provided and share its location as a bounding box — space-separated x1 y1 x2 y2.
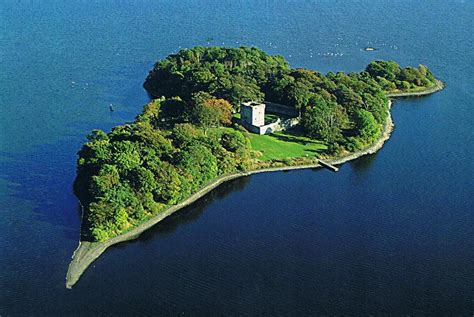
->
249 130 326 161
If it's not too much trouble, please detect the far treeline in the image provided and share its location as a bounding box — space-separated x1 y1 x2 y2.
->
75 46 438 241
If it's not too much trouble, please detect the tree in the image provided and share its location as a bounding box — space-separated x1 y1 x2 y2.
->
334 85 363 113
87 200 113 230
211 74 264 107
220 130 249 152
110 141 141 171
399 68 424 86
172 123 203 147
77 139 111 168
263 72 294 104
188 93 233 128
285 80 312 115
132 124 173 159
147 161 183 205
366 60 401 81
203 98 233 126
360 90 388 120
87 129 109 142
128 166 157 194
113 208 128 230
418 64 436 83
354 109 381 142
159 97 187 122
91 226 110 242
90 164 120 197
177 144 218 191
136 98 163 127
301 96 346 143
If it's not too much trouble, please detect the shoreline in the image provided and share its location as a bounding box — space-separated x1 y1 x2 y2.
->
66 83 442 289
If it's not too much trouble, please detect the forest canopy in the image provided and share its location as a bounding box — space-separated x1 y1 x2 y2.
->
144 46 436 148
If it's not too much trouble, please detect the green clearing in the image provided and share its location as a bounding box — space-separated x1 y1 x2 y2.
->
264 114 279 124
248 130 327 161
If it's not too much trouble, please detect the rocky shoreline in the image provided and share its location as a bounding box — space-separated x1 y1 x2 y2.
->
66 81 443 288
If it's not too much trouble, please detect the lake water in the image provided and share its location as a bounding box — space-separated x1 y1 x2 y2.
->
1 0 473 314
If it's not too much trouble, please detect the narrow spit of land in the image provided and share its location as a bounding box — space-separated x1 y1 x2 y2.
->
66 84 443 289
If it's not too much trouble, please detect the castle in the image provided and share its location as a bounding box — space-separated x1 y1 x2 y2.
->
240 101 299 135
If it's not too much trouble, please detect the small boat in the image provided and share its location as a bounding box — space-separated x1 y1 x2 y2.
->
364 47 376 51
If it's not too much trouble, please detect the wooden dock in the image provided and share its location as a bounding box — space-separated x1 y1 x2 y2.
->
318 159 339 172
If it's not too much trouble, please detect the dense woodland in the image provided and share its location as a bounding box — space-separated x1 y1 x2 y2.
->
77 46 437 241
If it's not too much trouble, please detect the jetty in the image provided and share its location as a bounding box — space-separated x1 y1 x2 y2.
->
318 159 339 172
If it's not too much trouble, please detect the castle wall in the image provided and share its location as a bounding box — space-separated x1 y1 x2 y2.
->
241 105 253 126
241 102 266 127
251 106 265 126
242 117 300 135
264 102 299 117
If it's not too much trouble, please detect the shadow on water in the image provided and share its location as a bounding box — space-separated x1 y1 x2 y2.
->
110 175 251 248
390 93 437 109
349 152 379 174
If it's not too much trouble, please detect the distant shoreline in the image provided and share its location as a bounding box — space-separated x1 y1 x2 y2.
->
66 82 443 289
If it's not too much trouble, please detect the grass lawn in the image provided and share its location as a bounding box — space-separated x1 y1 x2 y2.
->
248 129 327 161
264 114 279 124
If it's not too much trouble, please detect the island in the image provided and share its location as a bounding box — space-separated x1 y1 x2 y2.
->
66 46 443 288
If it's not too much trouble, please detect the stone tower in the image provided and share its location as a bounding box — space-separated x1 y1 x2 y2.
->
241 101 265 127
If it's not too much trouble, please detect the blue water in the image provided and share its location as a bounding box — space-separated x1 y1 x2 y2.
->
1 0 473 314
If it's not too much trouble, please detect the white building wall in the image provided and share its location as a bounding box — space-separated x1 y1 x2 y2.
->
252 107 265 126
